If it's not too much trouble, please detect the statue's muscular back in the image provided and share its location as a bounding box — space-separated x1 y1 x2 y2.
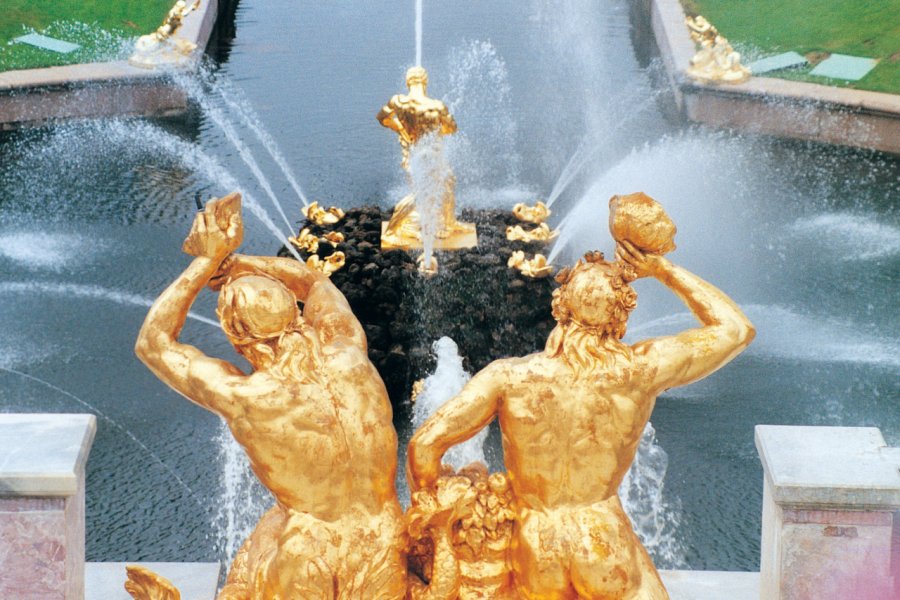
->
388 93 450 142
227 343 399 521
494 351 655 510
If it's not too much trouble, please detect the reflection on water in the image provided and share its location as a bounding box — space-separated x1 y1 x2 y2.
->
0 0 896 571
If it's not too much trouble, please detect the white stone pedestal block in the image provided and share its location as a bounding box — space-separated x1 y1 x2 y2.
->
0 414 97 600
756 425 900 600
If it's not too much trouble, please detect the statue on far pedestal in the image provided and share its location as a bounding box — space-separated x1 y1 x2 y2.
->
128 194 407 599
378 67 476 250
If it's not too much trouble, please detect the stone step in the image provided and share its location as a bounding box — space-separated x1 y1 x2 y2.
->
86 563 755 600
662 570 759 600
86 562 220 600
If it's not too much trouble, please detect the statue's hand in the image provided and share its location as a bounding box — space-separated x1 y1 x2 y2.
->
616 240 668 279
182 200 243 260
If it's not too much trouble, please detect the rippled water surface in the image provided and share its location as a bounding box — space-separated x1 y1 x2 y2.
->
0 0 897 571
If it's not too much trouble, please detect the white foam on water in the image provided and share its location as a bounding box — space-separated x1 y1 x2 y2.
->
0 232 103 272
787 213 900 261
412 337 487 469
619 422 685 567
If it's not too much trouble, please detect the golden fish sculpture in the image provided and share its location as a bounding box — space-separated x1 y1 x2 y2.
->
304 201 345 225
507 250 554 278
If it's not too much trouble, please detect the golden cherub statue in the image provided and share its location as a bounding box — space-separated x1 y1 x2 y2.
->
512 201 551 224
409 192 755 599
129 193 406 599
507 250 554 278
129 0 201 69
685 15 751 84
506 222 560 243
378 66 476 251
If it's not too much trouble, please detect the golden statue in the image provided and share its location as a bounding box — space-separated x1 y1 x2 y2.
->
306 250 346 277
512 201 551 225
409 192 755 599
507 251 554 278
287 227 319 253
505 223 559 244
130 193 406 599
304 201 345 226
685 15 751 84
129 0 201 69
378 67 476 251
407 464 518 599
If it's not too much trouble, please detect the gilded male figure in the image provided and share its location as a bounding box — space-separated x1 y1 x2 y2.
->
409 241 754 599
378 66 474 243
132 195 406 599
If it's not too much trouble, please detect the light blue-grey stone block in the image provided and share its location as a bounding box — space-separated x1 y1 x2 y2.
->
86 563 220 600
810 54 878 81
0 413 96 496
661 570 759 600
13 33 81 54
748 51 807 74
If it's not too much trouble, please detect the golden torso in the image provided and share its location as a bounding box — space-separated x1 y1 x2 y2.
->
227 344 399 521
495 353 655 510
387 93 451 146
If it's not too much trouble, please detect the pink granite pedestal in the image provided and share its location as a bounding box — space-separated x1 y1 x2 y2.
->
0 414 96 600
757 425 900 600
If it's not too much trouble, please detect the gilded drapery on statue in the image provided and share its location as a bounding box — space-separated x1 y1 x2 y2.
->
129 192 753 599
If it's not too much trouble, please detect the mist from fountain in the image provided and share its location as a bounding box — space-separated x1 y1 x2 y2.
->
173 71 298 235
198 69 311 209
415 0 424 67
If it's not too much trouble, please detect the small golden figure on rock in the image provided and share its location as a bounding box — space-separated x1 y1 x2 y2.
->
306 251 346 277
129 0 201 69
410 192 754 599
304 201 345 226
417 253 439 277
130 193 406 599
507 250 554 278
685 15 751 84
512 200 551 224
505 222 559 244
321 231 345 247
287 227 319 253
378 66 476 251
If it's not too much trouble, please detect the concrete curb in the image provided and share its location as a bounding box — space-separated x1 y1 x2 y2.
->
0 0 219 129
637 0 900 154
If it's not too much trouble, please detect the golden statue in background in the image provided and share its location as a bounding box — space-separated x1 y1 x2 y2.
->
409 193 755 599
130 194 406 599
378 66 476 250
685 15 751 84
129 0 201 69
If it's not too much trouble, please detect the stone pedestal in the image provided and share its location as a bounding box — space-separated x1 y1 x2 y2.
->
0 414 97 600
756 425 900 600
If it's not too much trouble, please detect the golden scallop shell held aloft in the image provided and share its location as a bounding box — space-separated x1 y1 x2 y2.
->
608 192 676 255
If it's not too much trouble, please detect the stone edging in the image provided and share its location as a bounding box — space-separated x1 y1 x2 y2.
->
642 0 900 154
0 0 219 129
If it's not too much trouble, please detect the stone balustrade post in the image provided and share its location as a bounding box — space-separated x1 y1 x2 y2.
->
0 414 97 600
756 425 900 600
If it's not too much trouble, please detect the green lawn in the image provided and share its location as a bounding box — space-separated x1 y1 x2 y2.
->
0 1 174 72
682 0 900 94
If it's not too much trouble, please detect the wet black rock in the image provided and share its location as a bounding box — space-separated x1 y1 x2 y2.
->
279 206 557 406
